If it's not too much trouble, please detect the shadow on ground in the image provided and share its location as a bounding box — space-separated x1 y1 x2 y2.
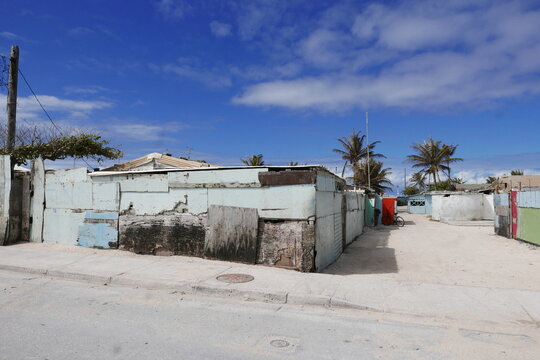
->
324 220 415 275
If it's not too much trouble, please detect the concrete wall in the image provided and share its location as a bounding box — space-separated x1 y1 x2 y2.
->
432 193 494 222
0 156 11 244
315 172 343 271
29 165 363 272
344 192 364 245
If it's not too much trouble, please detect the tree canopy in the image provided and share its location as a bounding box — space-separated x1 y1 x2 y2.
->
333 130 384 177
241 154 264 166
0 122 122 166
351 158 393 194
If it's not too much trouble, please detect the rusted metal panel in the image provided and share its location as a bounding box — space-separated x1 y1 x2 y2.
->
257 220 315 272
119 213 206 256
495 205 509 216
30 157 45 243
258 170 317 187
77 211 118 249
169 168 264 188
205 205 259 263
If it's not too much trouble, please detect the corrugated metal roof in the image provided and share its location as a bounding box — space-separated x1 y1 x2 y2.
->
101 153 219 171
90 164 341 178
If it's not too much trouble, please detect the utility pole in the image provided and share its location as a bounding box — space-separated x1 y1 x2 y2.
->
365 112 370 189
404 168 407 192
6 45 19 157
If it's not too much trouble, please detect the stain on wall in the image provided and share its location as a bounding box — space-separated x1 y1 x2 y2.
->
119 213 206 256
205 205 259 263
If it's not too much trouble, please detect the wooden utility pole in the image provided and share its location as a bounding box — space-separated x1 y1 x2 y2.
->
6 45 19 154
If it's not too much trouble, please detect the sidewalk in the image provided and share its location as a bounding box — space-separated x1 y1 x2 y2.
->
1 243 539 328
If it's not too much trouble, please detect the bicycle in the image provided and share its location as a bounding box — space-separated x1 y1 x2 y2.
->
383 213 405 227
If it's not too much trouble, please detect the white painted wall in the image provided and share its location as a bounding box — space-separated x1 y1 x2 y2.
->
431 194 495 222
345 192 365 245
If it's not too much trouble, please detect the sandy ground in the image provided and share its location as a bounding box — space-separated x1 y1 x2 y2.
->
325 213 540 290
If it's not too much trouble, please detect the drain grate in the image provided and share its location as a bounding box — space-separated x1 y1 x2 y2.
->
216 273 254 283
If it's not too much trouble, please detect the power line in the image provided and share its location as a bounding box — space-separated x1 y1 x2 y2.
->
18 68 63 134
16 67 97 170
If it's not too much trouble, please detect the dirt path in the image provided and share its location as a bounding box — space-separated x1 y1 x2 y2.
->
325 213 540 290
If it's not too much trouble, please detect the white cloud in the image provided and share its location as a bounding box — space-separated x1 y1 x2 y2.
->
210 21 232 37
67 27 95 36
156 59 232 88
234 0 540 111
157 0 190 20
14 95 112 120
0 31 25 41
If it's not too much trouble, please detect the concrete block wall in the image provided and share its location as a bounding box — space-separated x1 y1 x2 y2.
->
27 163 366 272
432 194 494 222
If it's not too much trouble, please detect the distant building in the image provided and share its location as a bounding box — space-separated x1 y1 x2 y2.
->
102 153 218 171
495 175 540 193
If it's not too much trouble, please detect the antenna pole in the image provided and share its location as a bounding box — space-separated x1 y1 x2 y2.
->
366 112 370 189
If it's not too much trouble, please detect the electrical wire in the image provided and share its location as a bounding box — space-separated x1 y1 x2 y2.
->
17 67 97 170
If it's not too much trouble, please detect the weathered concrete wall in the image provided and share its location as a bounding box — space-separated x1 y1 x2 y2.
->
205 205 259 263
257 220 315 272
432 194 494 222
315 172 344 271
344 192 364 245
119 213 206 256
31 166 360 272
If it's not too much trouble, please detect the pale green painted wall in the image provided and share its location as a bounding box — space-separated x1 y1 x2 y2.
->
518 208 540 245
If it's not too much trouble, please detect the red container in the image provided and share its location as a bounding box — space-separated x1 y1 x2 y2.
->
382 198 397 225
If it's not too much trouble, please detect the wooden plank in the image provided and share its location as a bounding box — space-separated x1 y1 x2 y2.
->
29 158 45 243
204 205 258 263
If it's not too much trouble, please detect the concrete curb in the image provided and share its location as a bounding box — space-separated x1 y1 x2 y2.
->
0 263 368 313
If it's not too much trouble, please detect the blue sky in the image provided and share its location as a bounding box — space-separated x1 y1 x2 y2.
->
1 0 540 190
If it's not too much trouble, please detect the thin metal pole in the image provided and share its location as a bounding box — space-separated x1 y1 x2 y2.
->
365 112 370 189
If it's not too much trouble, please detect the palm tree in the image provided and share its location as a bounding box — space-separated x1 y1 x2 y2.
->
443 144 463 179
351 159 393 194
287 161 299 166
241 154 264 166
486 176 498 184
410 171 426 190
510 169 524 175
406 137 461 188
333 130 384 177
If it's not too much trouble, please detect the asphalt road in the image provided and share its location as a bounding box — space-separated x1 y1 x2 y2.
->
0 270 537 360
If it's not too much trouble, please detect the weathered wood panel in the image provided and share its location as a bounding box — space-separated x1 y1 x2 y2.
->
119 213 206 256
205 205 258 263
0 156 10 245
30 158 45 243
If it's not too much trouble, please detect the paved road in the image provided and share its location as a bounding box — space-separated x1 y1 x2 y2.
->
0 271 538 359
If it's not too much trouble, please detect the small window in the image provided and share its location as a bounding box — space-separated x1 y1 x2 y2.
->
410 200 425 207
